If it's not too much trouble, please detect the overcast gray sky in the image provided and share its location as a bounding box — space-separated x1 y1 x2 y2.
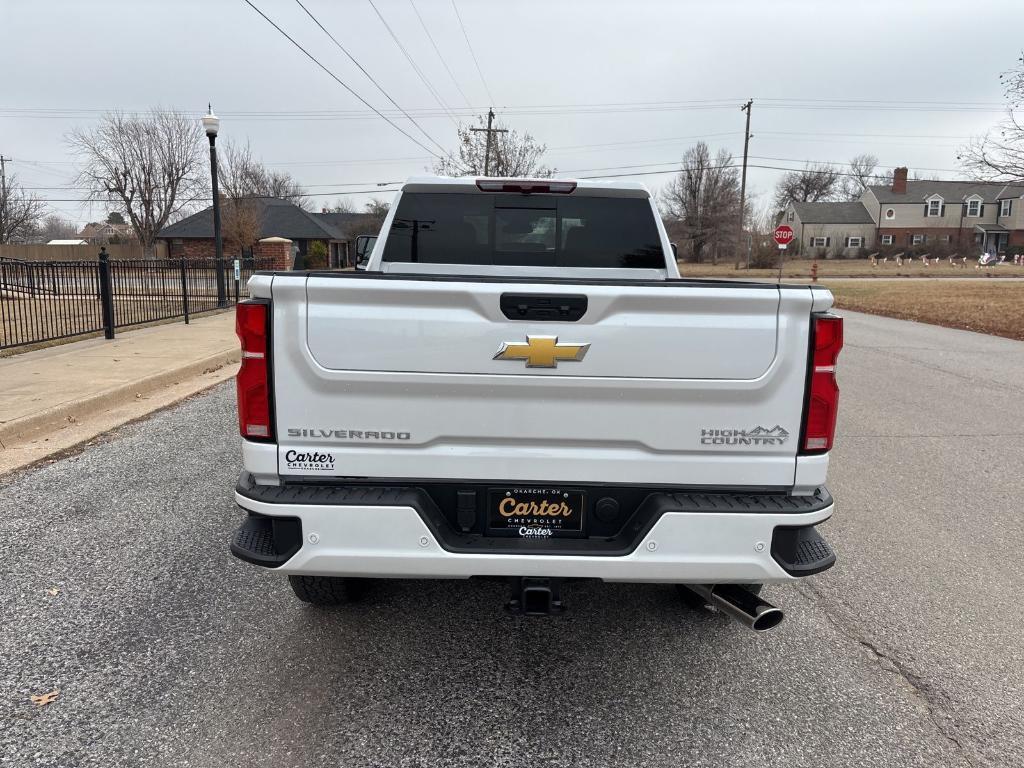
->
3 0 1021 224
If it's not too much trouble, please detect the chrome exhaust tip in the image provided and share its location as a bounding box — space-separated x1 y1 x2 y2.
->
687 584 785 632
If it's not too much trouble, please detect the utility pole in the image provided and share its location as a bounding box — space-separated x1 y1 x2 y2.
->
737 99 753 268
470 108 508 176
0 154 7 244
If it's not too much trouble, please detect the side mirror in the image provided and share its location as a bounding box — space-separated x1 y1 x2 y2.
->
670 242 678 258
354 235 377 269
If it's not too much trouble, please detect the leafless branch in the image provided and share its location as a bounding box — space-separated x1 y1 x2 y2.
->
67 109 205 256
434 115 552 178
0 171 46 244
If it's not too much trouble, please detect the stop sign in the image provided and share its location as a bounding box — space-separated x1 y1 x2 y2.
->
773 225 795 247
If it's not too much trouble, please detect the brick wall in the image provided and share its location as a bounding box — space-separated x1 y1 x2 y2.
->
877 227 976 249
168 238 218 259
254 238 293 270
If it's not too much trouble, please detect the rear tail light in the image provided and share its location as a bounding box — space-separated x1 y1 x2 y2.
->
800 314 843 454
475 179 577 194
235 300 273 441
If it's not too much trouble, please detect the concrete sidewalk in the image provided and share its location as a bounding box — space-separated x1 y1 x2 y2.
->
0 312 239 473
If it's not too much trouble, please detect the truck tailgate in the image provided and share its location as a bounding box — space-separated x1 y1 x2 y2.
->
271 275 814 488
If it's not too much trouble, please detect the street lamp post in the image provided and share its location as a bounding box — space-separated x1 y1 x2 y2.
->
202 105 227 307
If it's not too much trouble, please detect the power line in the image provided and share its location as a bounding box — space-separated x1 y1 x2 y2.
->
365 0 460 127
548 131 742 152
564 154 967 176
239 0 443 158
27 188 404 204
409 0 472 107
451 0 493 104
0 98 1005 121
292 0 450 156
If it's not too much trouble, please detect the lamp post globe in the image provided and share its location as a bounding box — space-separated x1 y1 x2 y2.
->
202 106 220 138
203 104 226 306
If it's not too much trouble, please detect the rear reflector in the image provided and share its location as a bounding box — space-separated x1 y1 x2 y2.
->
475 179 577 194
801 314 843 454
235 300 273 441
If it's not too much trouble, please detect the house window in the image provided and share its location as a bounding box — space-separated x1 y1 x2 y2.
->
881 234 894 245
810 237 828 247
967 199 981 216
787 210 795 222
885 208 895 220
927 198 942 217
1000 199 1012 217
912 234 926 245
846 236 863 248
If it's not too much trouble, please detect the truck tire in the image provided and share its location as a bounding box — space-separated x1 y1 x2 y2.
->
288 575 357 606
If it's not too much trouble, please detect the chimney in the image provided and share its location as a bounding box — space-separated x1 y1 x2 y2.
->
892 167 908 195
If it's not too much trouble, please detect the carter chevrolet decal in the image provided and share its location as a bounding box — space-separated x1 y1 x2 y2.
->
493 335 590 368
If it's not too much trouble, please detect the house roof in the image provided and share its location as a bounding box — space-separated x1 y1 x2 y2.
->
79 222 133 238
158 198 376 240
791 201 874 224
868 180 1023 204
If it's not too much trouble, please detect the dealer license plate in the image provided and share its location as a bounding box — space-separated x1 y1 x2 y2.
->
487 488 585 536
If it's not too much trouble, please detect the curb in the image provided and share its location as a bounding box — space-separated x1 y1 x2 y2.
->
0 349 240 445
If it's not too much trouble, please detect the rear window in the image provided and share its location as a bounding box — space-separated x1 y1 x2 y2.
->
381 192 665 269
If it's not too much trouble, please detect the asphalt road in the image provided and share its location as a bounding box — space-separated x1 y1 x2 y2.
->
2 310 1022 768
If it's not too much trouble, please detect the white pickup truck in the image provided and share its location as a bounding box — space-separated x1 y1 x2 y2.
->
230 176 841 631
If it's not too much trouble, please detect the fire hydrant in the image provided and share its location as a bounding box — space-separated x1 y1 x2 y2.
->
811 259 819 283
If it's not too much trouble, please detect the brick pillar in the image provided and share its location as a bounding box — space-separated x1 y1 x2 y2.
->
254 237 293 270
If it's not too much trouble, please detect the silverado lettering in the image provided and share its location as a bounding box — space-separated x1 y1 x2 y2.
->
287 428 411 440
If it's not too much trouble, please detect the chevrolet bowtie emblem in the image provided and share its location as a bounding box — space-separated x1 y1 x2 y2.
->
493 335 590 368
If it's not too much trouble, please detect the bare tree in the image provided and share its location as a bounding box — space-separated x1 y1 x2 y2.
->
222 198 263 257
960 52 1024 181
33 214 80 243
347 198 392 238
219 140 309 209
0 171 45 244
68 110 204 256
364 198 391 220
327 197 357 214
773 163 843 211
215 140 313 254
839 153 881 200
660 142 741 263
435 115 552 177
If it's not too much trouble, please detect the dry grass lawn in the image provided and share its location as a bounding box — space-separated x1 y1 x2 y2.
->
681 258 1024 280
826 280 1024 341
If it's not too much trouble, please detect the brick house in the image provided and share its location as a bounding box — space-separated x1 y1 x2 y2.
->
79 221 136 244
781 168 1024 256
157 198 379 268
862 168 1024 254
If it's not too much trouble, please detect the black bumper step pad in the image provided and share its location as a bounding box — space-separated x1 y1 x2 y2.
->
230 514 303 568
771 524 837 576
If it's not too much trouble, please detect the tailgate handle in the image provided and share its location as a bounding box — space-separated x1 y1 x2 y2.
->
500 293 588 322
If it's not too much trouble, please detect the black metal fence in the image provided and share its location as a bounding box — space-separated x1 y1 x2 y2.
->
0 250 274 351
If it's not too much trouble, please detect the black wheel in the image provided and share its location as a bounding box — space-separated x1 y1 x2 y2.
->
675 583 763 609
288 575 358 606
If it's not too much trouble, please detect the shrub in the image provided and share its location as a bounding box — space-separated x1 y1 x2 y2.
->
306 240 329 269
